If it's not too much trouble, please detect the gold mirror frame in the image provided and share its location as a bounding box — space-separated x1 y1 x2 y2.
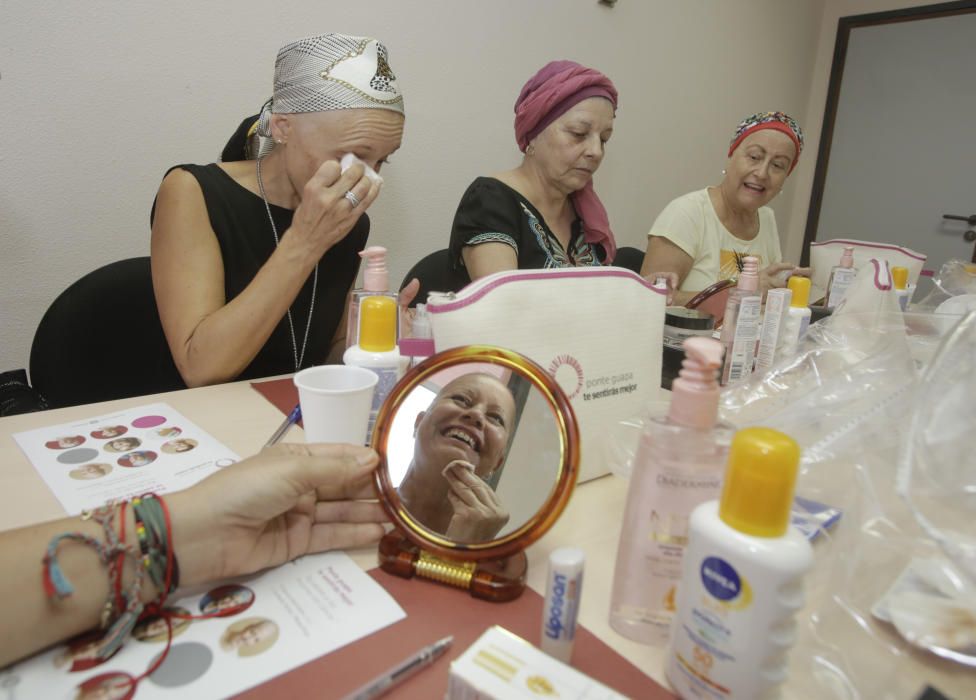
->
372 345 579 600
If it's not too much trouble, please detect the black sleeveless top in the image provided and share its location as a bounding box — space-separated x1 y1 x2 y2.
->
153 164 368 381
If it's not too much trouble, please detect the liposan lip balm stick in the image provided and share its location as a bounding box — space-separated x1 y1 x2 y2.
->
541 547 585 663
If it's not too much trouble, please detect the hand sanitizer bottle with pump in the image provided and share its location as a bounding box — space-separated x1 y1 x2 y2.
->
667 427 813 699
346 246 397 350
609 337 734 645
343 295 400 443
719 256 761 386
825 245 856 309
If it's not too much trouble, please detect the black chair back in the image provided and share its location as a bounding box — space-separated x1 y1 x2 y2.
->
613 246 645 274
399 249 471 307
29 257 185 408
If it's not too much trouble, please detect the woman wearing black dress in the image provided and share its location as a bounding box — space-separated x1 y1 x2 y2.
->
152 33 412 387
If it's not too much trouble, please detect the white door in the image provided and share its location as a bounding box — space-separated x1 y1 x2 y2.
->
814 11 976 296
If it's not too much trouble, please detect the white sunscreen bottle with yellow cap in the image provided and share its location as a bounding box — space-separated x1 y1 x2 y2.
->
891 266 910 310
667 428 813 699
343 294 400 444
776 275 812 362
541 547 584 664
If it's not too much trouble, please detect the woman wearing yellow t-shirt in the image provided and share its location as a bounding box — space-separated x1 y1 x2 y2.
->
641 112 807 305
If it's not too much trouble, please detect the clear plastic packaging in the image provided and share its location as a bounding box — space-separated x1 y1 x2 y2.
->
912 259 976 309
715 272 976 697
610 267 976 697
779 312 976 699
912 259 976 318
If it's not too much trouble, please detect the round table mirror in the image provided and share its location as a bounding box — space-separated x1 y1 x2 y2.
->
372 345 579 599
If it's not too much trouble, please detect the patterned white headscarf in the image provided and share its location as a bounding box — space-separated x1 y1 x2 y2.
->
250 34 404 158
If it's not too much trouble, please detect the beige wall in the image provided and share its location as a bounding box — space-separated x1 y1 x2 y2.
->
0 0 825 373
783 0 945 263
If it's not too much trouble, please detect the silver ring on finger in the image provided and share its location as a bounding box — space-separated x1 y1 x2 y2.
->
343 190 361 208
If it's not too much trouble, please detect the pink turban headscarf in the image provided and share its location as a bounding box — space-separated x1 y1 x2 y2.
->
514 60 618 263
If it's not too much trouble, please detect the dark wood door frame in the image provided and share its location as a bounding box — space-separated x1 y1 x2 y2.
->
800 0 976 266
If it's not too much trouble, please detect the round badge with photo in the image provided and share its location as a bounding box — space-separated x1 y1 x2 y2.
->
198 584 255 617
117 451 157 468
90 426 128 440
45 436 86 450
53 629 120 673
69 463 113 481
132 607 193 643
104 437 142 454
71 671 135 700
161 439 197 455
153 426 182 439
219 617 280 658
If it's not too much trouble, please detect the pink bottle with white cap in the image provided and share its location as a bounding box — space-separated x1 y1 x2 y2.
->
720 256 762 385
346 246 398 350
609 336 735 645
825 245 857 309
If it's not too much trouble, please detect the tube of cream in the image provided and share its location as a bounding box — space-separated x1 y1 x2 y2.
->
541 547 585 663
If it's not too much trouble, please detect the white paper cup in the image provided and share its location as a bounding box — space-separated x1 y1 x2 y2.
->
293 365 378 445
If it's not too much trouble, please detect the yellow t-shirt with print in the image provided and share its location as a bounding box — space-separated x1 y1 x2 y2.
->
647 189 782 292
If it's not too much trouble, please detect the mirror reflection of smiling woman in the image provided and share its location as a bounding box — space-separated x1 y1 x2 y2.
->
397 374 516 542
399 374 515 542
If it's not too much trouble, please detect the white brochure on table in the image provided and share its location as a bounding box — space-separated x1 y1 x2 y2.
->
13 402 239 515
1 551 406 699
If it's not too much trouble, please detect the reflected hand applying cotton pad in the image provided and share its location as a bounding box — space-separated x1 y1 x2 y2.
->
442 459 476 480
340 153 383 186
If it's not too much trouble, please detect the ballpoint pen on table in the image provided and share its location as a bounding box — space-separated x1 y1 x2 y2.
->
264 404 301 447
342 635 453 700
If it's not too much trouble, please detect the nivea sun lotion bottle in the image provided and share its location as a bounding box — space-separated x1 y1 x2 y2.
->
343 295 400 443
825 245 856 309
609 337 734 645
667 428 813 699
720 256 761 386
541 547 584 663
346 246 397 350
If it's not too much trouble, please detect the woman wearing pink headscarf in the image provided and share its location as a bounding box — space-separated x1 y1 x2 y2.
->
448 60 618 281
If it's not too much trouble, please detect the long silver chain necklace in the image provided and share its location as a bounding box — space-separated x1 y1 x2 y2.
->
256 156 318 371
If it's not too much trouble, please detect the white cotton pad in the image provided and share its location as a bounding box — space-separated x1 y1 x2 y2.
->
340 153 383 185
442 460 476 479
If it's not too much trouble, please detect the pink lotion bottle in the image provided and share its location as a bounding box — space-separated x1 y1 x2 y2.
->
346 246 397 350
719 256 762 386
609 336 734 645
825 245 856 309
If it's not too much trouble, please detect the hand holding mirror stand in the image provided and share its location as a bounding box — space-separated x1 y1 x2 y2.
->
372 345 580 602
